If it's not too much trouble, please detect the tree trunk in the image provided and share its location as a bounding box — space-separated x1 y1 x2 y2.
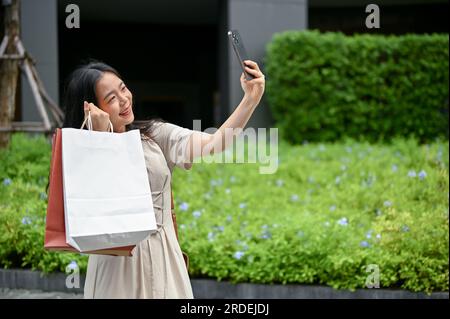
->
0 0 20 149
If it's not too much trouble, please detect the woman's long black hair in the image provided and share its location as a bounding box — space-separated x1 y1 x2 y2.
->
61 59 165 136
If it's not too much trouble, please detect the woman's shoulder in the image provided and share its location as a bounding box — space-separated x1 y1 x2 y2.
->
139 120 167 141
138 120 193 146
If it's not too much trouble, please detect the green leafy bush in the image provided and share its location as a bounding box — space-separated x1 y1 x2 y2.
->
173 137 449 293
0 133 88 274
0 133 448 293
265 30 449 144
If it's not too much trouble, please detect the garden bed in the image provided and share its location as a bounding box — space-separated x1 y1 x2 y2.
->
0 133 448 293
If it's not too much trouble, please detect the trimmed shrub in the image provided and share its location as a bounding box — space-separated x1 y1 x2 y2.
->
265 30 449 144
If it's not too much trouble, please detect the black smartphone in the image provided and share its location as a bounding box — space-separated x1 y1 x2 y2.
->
228 30 255 81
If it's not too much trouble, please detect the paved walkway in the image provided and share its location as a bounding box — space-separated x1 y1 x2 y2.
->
0 288 83 299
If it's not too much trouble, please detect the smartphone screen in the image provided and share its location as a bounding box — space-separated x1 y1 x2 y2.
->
228 30 255 81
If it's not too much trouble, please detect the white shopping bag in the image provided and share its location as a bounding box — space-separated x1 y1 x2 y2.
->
61 112 156 252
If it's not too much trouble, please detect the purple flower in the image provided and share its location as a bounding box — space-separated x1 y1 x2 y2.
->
233 251 245 260
210 178 223 187
376 233 381 239
67 260 78 270
391 164 398 172
337 217 348 226
276 179 284 187
239 202 247 209
21 217 32 225
3 178 12 186
214 225 225 232
329 205 337 212
226 215 232 222
179 202 189 211
260 232 272 239
407 170 417 178
366 230 373 239
360 241 370 248
236 240 249 251
260 225 272 239
290 194 299 202
383 201 392 207
418 170 427 180
192 210 201 218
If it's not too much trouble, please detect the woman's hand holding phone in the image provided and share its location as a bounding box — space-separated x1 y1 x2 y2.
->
240 60 265 106
228 30 265 106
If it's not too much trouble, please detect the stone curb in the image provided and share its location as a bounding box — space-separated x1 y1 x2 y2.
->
0 269 448 299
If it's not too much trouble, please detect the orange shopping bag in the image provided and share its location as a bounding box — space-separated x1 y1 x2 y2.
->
44 128 135 256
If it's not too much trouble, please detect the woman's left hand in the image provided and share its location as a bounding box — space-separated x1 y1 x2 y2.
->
240 60 265 106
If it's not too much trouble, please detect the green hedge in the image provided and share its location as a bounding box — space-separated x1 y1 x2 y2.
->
0 133 448 293
0 134 86 274
265 30 449 144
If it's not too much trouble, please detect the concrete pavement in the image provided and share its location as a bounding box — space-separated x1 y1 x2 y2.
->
0 288 83 299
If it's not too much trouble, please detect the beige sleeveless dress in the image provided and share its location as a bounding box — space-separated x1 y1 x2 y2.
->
83 122 200 299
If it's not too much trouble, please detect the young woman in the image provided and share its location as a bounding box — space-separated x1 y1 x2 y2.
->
61 60 265 298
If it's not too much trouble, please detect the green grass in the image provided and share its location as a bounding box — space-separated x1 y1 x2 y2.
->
0 133 448 293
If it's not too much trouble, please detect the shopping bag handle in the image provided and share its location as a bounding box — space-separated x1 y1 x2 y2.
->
80 111 114 132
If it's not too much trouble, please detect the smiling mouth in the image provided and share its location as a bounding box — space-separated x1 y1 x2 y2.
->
119 105 131 117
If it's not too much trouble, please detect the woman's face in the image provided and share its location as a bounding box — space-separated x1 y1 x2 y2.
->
95 71 134 132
